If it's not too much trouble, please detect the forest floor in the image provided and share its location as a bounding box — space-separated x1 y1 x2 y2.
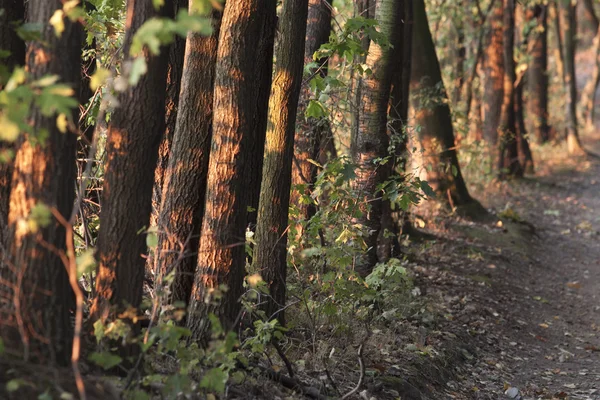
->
363 131 600 400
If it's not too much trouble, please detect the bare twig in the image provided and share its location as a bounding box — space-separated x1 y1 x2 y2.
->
341 342 366 400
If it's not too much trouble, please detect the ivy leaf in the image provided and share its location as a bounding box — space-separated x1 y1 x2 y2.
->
88 351 122 370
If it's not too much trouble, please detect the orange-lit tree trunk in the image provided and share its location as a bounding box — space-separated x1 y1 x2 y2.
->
352 0 403 277
186 0 275 341
482 0 504 145
151 0 188 229
253 0 309 322
411 0 487 217
497 0 522 178
558 0 584 154
153 7 222 310
526 4 551 143
2 0 82 365
292 0 334 223
91 0 172 324
580 5 599 131
0 0 25 256
245 0 277 230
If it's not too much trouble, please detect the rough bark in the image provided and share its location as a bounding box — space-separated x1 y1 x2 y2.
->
91 0 172 325
482 0 504 145
151 0 188 230
2 0 82 365
515 79 534 173
253 0 309 323
580 6 600 131
186 0 274 341
497 0 522 178
245 1 277 230
0 0 26 257
526 4 551 143
352 0 403 277
558 0 584 154
292 0 334 223
153 7 221 311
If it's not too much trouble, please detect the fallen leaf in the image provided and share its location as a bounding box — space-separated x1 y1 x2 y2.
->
566 281 581 289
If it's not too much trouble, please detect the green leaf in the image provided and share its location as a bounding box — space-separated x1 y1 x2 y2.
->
76 249 96 279
129 57 148 86
305 100 327 118
38 390 53 400
88 351 123 370
28 203 52 233
199 368 228 394
6 379 26 392
0 337 4 355
419 180 435 198
162 374 192 397
146 228 158 249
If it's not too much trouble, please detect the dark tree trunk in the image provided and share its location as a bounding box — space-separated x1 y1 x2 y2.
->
292 0 334 224
245 1 277 230
515 79 534 173
153 7 222 311
482 0 504 145
411 0 487 218
186 0 276 342
91 0 172 326
2 0 82 365
253 0 309 323
151 0 188 230
0 0 25 257
558 0 584 154
526 4 551 143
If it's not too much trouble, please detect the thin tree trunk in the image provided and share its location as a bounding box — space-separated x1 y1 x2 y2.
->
482 0 504 145
411 0 487 218
550 2 565 86
559 0 584 154
515 79 534 173
253 0 309 323
186 0 275 342
0 0 25 257
3 0 82 365
526 4 551 143
292 0 334 224
151 0 188 230
91 0 173 328
153 6 221 312
352 0 404 277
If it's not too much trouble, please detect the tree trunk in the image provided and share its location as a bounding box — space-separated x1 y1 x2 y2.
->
2 0 82 365
550 2 565 89
352 0 403 277
0 0 25 256
482 0 504 145
515 79 534 173
292 0 334 224
526 4 551 143
253 0 309 323
186 0 275 342
245 1 277 230
580 7 600 131
91 0 172 325
411 0 487 218
559 0 584 154
151 0 188 230
153 7 222 312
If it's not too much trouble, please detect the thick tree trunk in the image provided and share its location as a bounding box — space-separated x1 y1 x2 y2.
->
352 0 403 277
411 0 486 218
245 1 277 230
151 0 188 229
153 7 221 311
526 5 551 143
253 0 309 323
580 8 600 131
559 0 584 154
186 0 275 342
515 79 534 173
497 0 522 178
550 2 565 89
0 0 25 257
2 0 82 365
292 0 334 224
482 0 504 145
91 0 172 325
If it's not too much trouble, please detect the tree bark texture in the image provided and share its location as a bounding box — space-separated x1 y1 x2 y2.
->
245 0 277 230
352 0 403 277
411 0 484 216
186 0 274 341
153 7 222 310
558 0 584 154
482 0 504 145
526 4 551 143
292 0 334 223
580 5 600 131
151 0 188 230
91 0 172 323
0 0 25 258
253 0 309 323
2 0 82 365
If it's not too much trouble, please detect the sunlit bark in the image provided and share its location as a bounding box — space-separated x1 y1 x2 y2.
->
580 5 600 131
482 0 504 145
